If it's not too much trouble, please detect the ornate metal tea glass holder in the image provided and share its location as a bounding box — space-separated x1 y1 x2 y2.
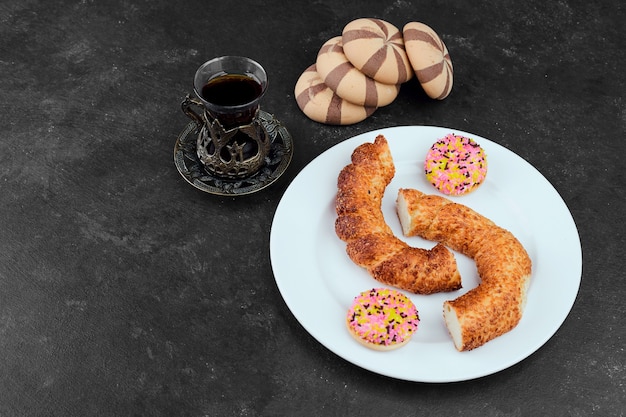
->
180 56 270 180
182 96 271 179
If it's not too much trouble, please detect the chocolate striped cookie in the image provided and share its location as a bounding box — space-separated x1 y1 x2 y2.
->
341 18 413 85
403 22 453 100
316 36 399 108
294 64 376 125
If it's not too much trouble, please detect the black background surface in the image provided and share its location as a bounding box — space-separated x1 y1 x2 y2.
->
0 1 623 415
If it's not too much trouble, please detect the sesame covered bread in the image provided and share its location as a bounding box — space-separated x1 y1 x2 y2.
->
396 188 532 351
335 135 462 294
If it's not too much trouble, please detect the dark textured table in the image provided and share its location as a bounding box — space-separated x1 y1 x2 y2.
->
1 1 624 416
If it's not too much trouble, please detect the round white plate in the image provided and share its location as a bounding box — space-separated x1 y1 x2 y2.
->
270 126 582 382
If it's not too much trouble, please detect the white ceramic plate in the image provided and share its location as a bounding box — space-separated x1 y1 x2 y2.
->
270 126 582 383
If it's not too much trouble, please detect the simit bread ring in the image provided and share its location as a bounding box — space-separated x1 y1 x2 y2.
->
335 135 462 295
403 22 453 100
396 188 532 351
341 18 414 85
316 36 400 108
294 64 377 125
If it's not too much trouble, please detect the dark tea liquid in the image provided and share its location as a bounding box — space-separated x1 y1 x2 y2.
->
200 74 262 106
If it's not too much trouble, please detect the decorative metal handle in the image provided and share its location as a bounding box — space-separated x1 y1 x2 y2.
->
181 94 205 126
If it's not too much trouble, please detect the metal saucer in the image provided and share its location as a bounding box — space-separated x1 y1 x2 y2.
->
174 110 293 196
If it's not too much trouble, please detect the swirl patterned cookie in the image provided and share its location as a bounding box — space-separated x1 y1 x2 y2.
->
403 22 453 100
341 18 413 85
316 36 399 108
294 64 376 125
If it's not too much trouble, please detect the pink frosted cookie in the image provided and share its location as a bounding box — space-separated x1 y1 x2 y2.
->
346 288 420 351
424 134 488 196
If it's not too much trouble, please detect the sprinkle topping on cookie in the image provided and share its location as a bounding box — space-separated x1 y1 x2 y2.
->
424 134 487 195
347 288 419 347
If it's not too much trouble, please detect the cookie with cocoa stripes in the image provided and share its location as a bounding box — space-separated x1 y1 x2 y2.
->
294 64 377 125
341 18 413 85
403 22 453 100
316 36 399 108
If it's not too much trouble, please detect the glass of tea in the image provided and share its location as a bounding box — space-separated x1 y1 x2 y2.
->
192 56 267 128
181 56 272 179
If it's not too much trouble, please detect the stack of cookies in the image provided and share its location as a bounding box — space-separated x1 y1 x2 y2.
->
295 18 453 125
